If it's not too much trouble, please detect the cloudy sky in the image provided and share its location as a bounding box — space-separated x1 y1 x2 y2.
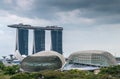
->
0 0 120 58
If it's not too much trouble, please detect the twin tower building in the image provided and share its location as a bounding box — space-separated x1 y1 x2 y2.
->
8 24 63 55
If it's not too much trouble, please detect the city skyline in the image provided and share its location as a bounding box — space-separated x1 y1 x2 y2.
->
0 0 120 58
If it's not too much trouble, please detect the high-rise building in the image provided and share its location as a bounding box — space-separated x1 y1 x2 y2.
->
33 30 45 54
51 30 63 54
8 24 63 55
16 28 28 55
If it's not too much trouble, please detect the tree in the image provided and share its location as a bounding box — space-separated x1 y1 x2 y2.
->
4 65 20 75
99 65 120 78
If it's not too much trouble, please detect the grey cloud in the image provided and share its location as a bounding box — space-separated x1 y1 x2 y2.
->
47 0 120 16
0 0 120 24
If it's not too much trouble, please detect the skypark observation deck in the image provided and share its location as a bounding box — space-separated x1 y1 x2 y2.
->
8 23 63 30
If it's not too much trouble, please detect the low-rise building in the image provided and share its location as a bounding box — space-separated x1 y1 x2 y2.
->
21 51 65 72
62 50 117 71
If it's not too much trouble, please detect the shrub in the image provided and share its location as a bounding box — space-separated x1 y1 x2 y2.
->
0 62 5 70
4 65 20 75
10 72 44 79
40 70 90 79
41 70 62 79
99 65 120 77
62 70 88 79
10 73 32 79
8 65 120 79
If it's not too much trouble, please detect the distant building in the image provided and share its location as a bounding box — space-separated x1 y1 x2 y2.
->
21 51 65 72
62 50 117 71
16 28 28 55
1 54 21 66
115 57 120 64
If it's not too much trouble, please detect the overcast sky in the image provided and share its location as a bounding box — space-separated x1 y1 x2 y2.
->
0 0 120 58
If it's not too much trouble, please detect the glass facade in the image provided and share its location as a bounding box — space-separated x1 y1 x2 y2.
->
63 62 99 71
68 51 117 67
63 51 117 70
16 28 28 55
33 30 45 54
51 30 63 54
69 54 110 66
21 56 62 72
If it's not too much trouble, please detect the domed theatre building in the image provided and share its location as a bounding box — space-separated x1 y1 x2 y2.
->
62 50 117 70
21 51 65 72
